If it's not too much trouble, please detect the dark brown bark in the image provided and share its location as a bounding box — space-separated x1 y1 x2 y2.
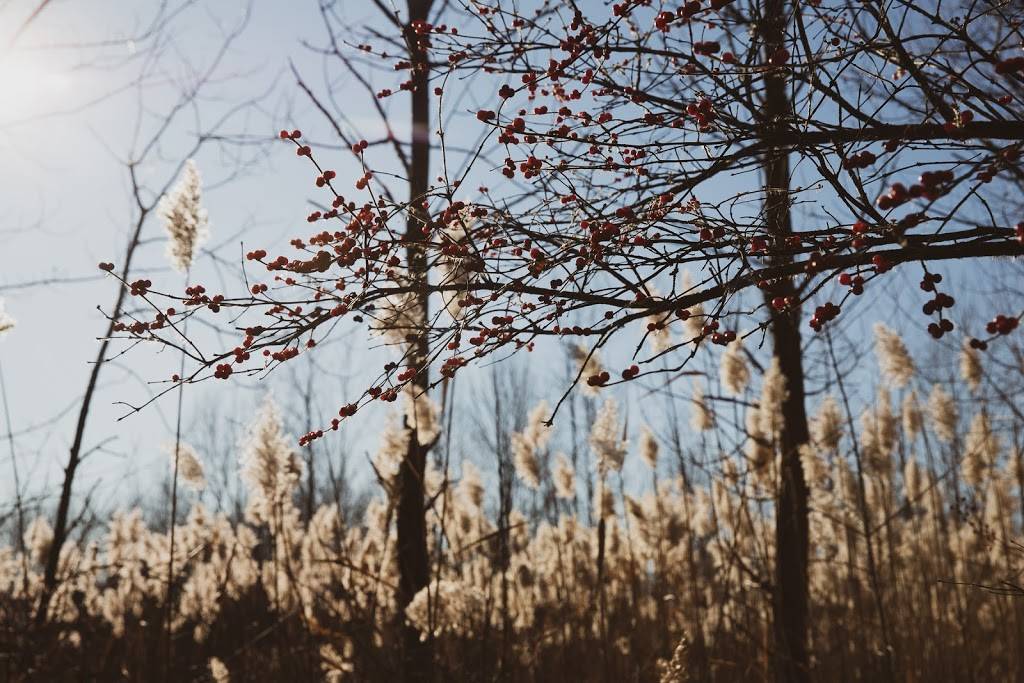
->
395 1 435 681
758 0 811 680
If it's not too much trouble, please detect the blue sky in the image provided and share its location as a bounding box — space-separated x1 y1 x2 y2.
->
0 0 394 508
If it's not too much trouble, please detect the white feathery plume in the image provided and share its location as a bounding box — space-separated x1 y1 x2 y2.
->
720 339 750 396
812 395 843 451
873 323 915 388
158 159 209 272
690 384 713 432
165 442 206 491
964 412 1000 487
571 344 604 396
208 657 230 683
680 271 705 341
239 397 302 521
959 344 982 393
927 384 957 443
459 461 485 509
757 358 788 437
512 401 551 489
590 398 628 474
639 426 659 469
901 390 923 439
553 452 576 500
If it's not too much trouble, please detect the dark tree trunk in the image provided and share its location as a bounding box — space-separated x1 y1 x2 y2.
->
396 1 435 681
758 0 811 680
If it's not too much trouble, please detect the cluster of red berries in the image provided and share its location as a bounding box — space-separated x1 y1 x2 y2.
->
213 363 232 379
587 371 611 388
441 356 467 378
298 430 325 447
808 302 840 332
694 41 720 56
877 171 954 210
921 292 953 316
941 109 975 134
685 98 717 130
621 364 640 380
995 56 1024 75
842 150 876 170
129 279 152 296
986 314 1019 336
98 262 115 272
927 319 954 339
315 170 336 187
921 271 955 338
710 329 737 346
838 272 866 295
245 249 267 261
771 295 796 311
278 129 302 140
268 346 299 362
355 171 373 190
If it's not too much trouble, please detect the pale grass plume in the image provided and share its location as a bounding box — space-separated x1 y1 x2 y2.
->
165 442 205 491
208 657 230 683
639 426 659 469
158 159 209 272
757 358 788 437
438 208 478 319
690 384 713 432
403 385 441 443
873 323 915 388
860 390 896 474
459 460 485 509
812 395 843 451
512 401 552 489
959 343 982 393
927 384 957 443
720 339 750 396
964 412 1000 487
371 267 426 355
902 390 923 439
680 271 705 341
553 452 576 499
571 344 604 396
590 398 628 474
903 457 924 502
239 397 302 521
373 415 410 484
320 641 355 680
405 580 485 641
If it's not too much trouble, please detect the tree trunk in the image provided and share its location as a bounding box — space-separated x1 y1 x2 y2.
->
758 0 811 680
37 203 149 626
396 1 435 680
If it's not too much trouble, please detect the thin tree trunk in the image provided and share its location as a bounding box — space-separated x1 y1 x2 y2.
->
395 1 435 680
36 194 149 625
758 0 811 679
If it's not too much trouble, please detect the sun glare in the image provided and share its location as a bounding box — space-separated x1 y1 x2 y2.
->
0 54 73 121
